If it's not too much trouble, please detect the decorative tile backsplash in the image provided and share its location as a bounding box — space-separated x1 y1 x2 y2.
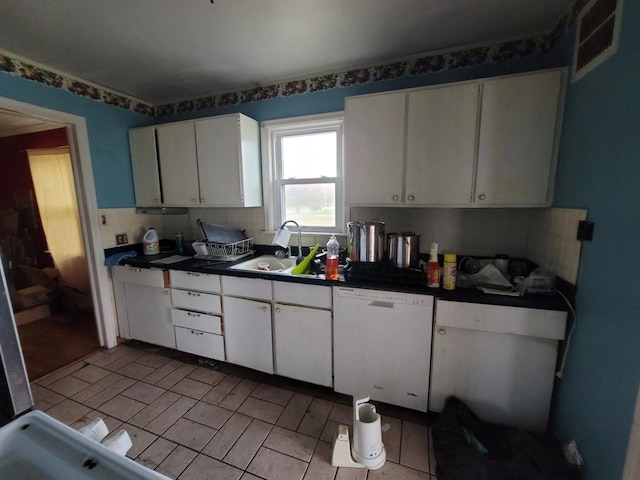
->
99 206 586 285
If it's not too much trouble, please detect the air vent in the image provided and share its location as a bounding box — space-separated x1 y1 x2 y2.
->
572 0 623 82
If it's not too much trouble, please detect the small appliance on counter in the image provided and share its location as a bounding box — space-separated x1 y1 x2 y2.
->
387 232 420 268
347 219 385 262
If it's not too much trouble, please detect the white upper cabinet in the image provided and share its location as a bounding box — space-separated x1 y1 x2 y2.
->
128 114 261 207
195 114 262 207
156 122 200 205
128 127 162 206
344 69 565 208
406 83 480 205
344 92 406 205
475 70 563 206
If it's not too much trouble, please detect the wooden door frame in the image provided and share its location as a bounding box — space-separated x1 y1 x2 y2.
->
0 96 117 348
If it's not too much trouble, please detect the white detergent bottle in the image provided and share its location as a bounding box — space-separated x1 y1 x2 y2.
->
143 227 159 255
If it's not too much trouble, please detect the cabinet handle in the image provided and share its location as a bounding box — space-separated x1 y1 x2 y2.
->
134 268 142 272
275 307 281 313
392 194 399 201
200 198 206 203
407 194 415 201
478 193 486 201
187 312 201 317
190 330 204 336
261 306 268 312
153 198 159 204
191 198 198 203
187 292 201 297
439 328 446 335
187 272 201 277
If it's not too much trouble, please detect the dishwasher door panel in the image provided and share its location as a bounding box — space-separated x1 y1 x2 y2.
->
333 287 433 412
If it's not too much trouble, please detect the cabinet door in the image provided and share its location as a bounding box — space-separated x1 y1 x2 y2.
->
129 127 162 206
195 114 261 207
344 92 406 205
125 284 175 349
223 296 273 374
406 83 479 205
475 70 563 206
156 122 200 206
274 304 332 387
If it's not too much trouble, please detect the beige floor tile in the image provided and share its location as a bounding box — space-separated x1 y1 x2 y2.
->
240 473 262 480
202 375 242 405
136 437 177 470
97 394 146 421
320 420 341 443
36 361 85 386
186 366 227 386
184 401 233 429
117 361 156 380
223 419 272 470
144 359 184 385
71 364 112 384
276 392 313 431
328 403 353 425
263 426 318 462
104 351 144 372
121 381 166 404
179 453 243 480
69 410 123 433
83 376 137 409
247 447 308 480
335 467 367 480
145 396 198 435
251 383 294 406
156 445 198 479
298 398 333 438
32 388 65 411
71 372 124 403
106 423 158 459
303 440 337 480
367 461 430 479
237 397 284 424
128 390 182 428
155 363 198 389
47 375 90 397
202 413 252 460
163 417 217 451
135 352 173 369
218 379 258 411
381 415 402 464
400 421 429 473
170 378 213 399
45 398 91 425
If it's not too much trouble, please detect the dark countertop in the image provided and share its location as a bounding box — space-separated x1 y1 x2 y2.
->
116 248 569 312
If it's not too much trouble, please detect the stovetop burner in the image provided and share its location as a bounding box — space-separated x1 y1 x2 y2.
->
343 261 427 286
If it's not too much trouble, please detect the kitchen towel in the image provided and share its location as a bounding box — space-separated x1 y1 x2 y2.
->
104 251 137 266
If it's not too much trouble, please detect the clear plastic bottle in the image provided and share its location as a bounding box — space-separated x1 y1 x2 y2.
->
325 234 340 281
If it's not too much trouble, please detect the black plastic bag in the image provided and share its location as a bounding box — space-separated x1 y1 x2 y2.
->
431 397 579 480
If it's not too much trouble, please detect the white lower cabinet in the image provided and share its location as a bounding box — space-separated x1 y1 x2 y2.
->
175 327 225 360
273 304 332 387
223 296 274 374
125 284 175 349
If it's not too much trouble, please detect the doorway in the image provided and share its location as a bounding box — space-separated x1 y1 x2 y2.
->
0 97 118 384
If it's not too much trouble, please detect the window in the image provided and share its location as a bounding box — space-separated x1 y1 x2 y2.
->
261 112 344 233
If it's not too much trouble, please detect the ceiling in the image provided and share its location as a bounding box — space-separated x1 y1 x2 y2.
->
0 110 61 138
0 0 572 105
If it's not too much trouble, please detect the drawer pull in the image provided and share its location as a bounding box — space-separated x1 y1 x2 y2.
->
261 306 268 312
187 312 201 317
187 292 201 297
439 328 446 335
190 330 204 336
187 272 201 277
163 291 169 295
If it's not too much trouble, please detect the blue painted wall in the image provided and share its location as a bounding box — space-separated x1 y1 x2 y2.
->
551 1 640 479
0 73 152 208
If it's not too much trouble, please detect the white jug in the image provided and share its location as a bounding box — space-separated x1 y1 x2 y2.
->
352 397 386 469
143 227 159 255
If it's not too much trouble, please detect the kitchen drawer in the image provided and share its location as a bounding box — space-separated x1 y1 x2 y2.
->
171 308 222 335
171 289 221 314
113 265 165 288
273 282 331 309
170 270 220 293
222 276 272 300
175 326 225 360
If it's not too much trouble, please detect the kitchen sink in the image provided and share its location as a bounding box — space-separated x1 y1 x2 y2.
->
230 255 297 274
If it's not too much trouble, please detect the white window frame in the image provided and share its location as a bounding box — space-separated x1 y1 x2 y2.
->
261 112 345 233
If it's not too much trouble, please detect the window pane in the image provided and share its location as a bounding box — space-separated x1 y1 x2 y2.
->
281 132 337 179
283 183 335 227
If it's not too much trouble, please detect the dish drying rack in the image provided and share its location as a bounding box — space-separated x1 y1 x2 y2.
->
192 238 254 261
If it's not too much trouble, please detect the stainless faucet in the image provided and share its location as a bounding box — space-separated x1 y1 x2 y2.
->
277 220 303 260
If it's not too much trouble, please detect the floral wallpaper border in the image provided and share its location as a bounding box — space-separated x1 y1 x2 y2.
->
0 0 586 118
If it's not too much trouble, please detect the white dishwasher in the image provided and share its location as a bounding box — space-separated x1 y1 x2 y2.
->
429 300 567 432
333 287 434 412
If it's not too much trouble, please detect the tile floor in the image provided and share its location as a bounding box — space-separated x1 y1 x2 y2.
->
31 342 438 479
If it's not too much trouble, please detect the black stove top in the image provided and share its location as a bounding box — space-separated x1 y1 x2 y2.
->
343 261 427 286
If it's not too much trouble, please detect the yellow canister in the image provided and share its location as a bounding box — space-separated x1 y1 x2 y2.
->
443 253 457 290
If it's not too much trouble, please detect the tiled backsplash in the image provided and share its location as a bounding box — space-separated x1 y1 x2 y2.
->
526 207 587 285
98 206 587 284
